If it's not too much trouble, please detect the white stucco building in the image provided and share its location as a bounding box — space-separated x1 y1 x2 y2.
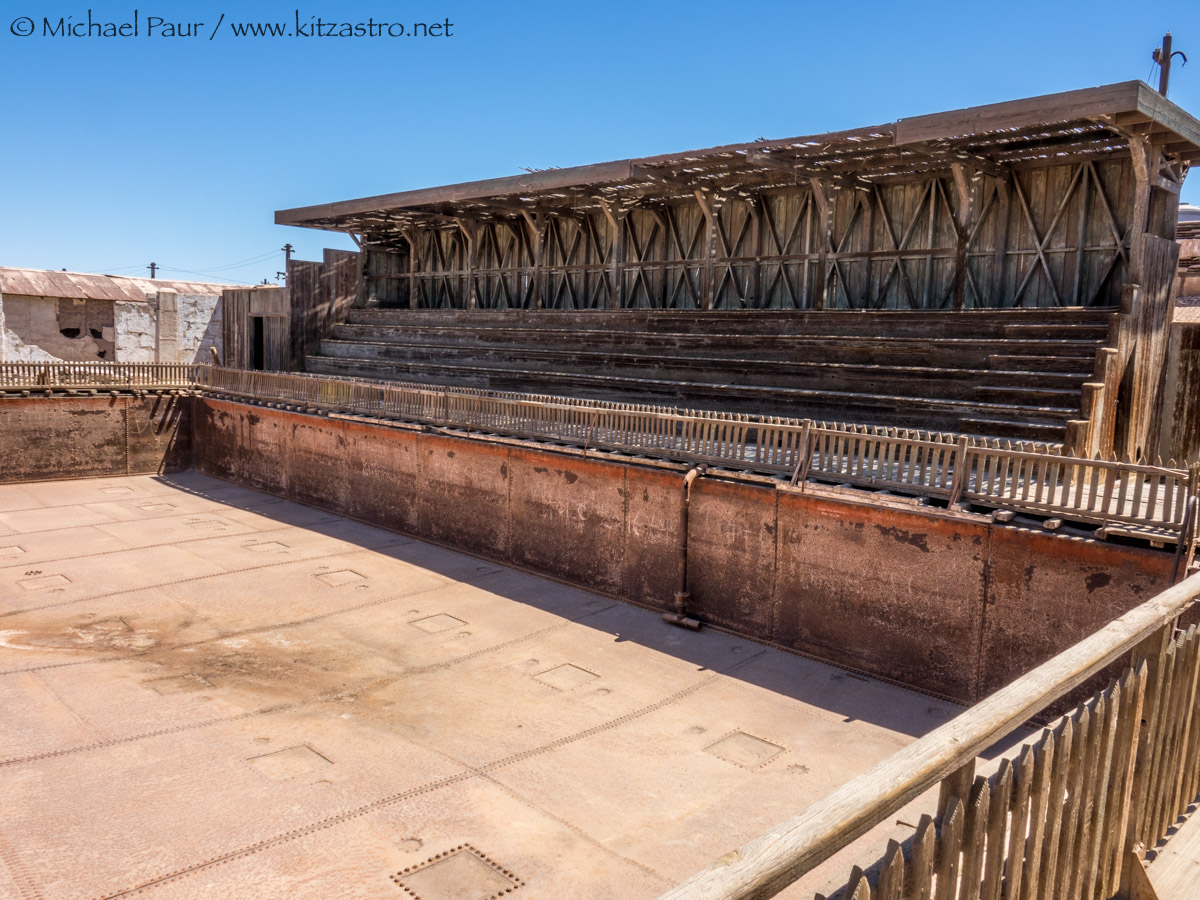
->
0 267 234 363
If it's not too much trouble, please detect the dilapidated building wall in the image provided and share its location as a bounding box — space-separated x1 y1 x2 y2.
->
0 268 233 363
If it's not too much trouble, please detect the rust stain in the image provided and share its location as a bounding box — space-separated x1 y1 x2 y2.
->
873 524 930 553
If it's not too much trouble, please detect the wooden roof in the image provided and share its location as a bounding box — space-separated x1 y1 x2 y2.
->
277 81 1200 235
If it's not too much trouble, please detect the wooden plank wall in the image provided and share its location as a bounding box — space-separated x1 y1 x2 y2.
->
219 288 289 370
287 249 358 367
1125 235 1182 459
361 157 1136 311
220 289 250 368
1159 322 1200 464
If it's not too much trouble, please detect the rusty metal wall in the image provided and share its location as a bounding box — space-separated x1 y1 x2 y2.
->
0 395 192 482
192 397 1174 702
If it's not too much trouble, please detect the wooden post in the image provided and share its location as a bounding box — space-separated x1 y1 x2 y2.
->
948 435 970 506
522 210 545 309
598 199 624 309
695 189 718 310
454 218 479 310
403 227 419 309
789 420 814 487
1121 625 1173 872
922 181 938 309
809 177 831 310
747 194 763 308
990 176 1011 305
1128 135 1154 289
1120 849 1162 900
950 163 975 310
937 759 976 818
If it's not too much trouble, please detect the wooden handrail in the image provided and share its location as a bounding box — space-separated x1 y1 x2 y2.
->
655 571 1200 900
4 364 1190 539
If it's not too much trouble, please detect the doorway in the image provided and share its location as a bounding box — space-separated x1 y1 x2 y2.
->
251 316 265 370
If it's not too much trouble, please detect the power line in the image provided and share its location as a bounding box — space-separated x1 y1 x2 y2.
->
156 265 258 285
192 249 282 272
74 247 286 282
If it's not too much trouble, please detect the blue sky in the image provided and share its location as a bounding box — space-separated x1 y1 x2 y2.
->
1 1 1197 285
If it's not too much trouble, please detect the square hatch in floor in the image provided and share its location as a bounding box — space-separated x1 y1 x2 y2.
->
705 731 785 769
410 614 466 633
534 663 599 691
392 845 520 899
18 573 71 591
244 540 289 553
144 673 214 695
315 569 366 587
247 745 331 780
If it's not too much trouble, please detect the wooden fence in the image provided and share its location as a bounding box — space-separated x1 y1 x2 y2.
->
657 572 1200 900
1 362 1194 545
0 362 194 388
190 366 1197 545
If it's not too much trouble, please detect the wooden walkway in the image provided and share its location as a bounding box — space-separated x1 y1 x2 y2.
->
1149 808 1200 898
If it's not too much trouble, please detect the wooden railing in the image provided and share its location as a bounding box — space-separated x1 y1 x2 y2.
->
0 362 194 388
1 362 1194 544
192 366 1197 545
657 572 1200 900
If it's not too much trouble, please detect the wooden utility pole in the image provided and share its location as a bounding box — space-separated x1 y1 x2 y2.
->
1153 32 1187 97
147 262 157 279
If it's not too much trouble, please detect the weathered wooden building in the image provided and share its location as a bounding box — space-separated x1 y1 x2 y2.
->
276 81 1200 460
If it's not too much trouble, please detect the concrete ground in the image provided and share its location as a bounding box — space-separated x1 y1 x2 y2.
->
0 473 961 900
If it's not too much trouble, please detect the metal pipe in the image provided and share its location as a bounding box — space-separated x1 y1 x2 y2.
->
663 465 705 630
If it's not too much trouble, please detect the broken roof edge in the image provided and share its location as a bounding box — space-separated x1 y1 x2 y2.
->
276 80 1200 231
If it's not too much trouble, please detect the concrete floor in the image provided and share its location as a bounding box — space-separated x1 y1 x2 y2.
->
0 473 960 900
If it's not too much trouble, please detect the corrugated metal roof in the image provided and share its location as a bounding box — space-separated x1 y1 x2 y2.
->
0 267 238 303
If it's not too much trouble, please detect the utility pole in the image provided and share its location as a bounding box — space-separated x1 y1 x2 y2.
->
1153 32 1188 97
147 262 157 279
280 244 294 285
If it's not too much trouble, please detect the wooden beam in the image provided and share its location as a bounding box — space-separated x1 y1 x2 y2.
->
694 190 718 310
453 218 478 309
1128 135 1154 284
632 164 704 189
809 178 831 310
1135 81 1200 153
402 227 419 309
596 199 624 309
906 142 1011 180
520 210 545 309
746 151 873 194
747 194 763 308
275 160 639 225
950 163 975 310
895 81 1143 146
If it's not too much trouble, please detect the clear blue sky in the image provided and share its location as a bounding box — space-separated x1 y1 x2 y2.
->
1 0 1197 285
